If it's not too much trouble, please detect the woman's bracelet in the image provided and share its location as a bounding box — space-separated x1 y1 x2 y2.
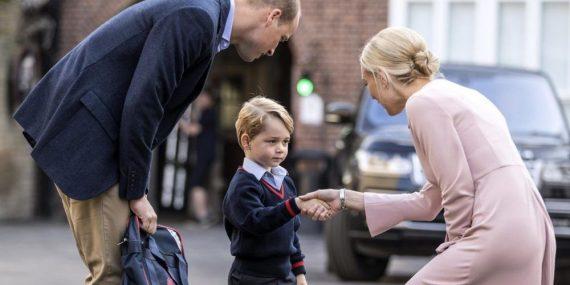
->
340 188 347 210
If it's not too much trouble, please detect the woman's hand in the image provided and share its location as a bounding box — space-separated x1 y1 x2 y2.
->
295 198 332 221
299 189 342 220
300 189 365 221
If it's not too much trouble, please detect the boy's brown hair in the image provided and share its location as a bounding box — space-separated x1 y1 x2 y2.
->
235 96 294 150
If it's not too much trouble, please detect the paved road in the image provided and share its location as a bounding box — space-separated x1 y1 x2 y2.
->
0 221 431 285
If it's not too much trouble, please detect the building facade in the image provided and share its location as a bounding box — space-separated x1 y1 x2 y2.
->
0 0 389 218
390 0 570 113
5 0 570 218
4 0 569 219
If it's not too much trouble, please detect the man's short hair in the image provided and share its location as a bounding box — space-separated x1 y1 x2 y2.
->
235 96 294 149
248 0 300 23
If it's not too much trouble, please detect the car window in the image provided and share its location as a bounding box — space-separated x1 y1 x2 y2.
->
358 68 569 143
442 69 568 141
358 91 408 132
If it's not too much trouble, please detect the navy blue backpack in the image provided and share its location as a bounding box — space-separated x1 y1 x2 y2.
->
121 215 189 285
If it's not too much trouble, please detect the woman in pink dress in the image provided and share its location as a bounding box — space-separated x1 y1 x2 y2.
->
302 27 556 284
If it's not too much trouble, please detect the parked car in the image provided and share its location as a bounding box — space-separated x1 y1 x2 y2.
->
324 64 570 281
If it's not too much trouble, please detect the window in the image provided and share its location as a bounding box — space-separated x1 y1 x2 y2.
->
447 2 476 63
541 2 569 92
498 2 526 67
407 2 434 47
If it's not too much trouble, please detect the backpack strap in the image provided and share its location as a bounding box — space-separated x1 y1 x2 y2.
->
175 252 189 285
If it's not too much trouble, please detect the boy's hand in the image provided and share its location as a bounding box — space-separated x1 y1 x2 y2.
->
296 274 308 285
295 198 332 221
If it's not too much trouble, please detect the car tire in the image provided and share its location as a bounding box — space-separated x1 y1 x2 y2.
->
325 211 389 281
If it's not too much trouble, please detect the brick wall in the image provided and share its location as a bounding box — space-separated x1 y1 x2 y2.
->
56 0 388 154
56 0 388 153
0 0 36 220
57 0 134 58
0 0 134 220
0 0 389 219
290 0 388 152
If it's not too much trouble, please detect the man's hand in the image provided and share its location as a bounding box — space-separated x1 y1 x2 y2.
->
129 195 158 234
296 274 308 285
295 197 332 221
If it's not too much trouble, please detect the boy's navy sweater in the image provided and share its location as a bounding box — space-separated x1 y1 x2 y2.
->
222 168 306 279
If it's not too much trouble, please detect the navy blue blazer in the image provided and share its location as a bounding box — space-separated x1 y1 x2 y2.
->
13 0 231 200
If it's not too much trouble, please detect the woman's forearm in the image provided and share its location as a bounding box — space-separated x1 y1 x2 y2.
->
345 190 365 212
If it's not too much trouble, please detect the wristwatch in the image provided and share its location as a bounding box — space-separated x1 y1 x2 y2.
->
339 188 347 210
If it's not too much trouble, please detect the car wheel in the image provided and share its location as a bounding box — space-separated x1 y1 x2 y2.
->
325 211 389 281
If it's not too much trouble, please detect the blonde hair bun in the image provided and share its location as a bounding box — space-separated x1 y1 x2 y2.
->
360 27 440 85
412 50 439 79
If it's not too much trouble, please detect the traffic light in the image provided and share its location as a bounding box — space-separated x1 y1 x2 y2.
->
296 74 314 97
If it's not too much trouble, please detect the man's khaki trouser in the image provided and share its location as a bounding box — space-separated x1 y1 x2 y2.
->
56 185 130 285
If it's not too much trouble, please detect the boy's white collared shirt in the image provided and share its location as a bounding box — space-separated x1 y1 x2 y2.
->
243 157 288 189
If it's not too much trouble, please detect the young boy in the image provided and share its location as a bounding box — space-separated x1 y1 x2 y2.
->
222 97 329 285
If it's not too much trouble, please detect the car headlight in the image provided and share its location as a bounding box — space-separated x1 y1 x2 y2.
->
542 163 570 184
355 150 412 176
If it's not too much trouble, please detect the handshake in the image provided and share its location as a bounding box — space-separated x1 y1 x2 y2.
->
294 189 344 221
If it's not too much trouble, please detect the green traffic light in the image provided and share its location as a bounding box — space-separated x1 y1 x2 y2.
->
296 78 314 97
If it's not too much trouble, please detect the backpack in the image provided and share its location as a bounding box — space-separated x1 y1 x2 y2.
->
121 215 189 285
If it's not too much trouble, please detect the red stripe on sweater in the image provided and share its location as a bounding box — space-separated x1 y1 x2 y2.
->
292 261 305 269
285 199 297 217
239 166 286 199
260 179 285 199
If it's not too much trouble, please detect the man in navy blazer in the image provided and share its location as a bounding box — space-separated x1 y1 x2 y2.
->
13 0 301 283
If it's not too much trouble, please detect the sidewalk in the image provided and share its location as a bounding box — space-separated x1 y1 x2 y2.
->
0 221 426 285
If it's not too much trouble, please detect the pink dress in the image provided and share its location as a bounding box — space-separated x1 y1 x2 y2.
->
364 79 556 285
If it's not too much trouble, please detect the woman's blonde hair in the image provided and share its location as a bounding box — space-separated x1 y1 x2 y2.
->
235 96 294 149
360 27 440 86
